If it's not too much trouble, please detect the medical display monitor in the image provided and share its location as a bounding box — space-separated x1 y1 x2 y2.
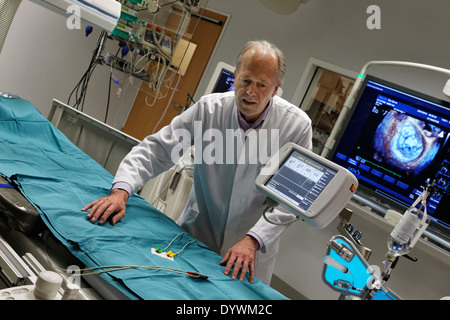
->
256 143 358 229
265 150 337 212
204 62 235 95
329 75 450 238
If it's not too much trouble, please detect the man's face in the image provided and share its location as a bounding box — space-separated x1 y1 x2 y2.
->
234 47 281 123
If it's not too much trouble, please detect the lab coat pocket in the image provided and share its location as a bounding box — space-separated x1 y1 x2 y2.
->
176 191 199 232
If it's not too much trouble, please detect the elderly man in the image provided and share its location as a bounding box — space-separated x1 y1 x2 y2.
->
82 40 312 284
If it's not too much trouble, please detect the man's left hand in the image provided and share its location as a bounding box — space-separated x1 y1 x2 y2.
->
220 235 259 284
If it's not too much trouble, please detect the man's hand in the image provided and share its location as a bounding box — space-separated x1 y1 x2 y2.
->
81 189 129 225
220 235 259 284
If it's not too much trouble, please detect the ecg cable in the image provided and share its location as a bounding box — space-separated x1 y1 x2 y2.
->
56 264 212 280
154 232 197 257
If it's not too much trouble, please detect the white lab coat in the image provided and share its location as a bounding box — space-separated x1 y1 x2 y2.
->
114 91 312 284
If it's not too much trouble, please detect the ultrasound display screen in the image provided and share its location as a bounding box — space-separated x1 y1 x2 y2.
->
330 75 450 233
212 68 235 93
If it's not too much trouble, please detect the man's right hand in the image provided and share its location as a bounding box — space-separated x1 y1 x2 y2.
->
81 188 129 225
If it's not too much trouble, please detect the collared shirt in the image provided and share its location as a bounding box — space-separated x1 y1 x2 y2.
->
236 98 273 251
237 98 273 131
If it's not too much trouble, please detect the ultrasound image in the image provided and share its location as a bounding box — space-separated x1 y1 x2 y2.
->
373 110 443 176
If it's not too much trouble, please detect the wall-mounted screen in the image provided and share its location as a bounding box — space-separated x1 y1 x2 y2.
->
329 75 450 241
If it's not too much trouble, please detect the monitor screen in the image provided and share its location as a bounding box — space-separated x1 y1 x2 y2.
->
265 150 338 212
204 62 235 95
329 75 450 238
255 142 357 229
211 68 235 93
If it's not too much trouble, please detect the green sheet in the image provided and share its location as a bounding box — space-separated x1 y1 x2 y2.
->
0 96 287 300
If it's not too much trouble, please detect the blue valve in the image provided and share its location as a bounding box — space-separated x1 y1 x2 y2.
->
121 44 129 58
85 25 93 37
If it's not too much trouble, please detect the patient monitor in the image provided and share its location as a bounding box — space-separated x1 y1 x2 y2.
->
256 142 358 229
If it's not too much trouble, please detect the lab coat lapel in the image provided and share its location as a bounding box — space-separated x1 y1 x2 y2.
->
220 112 278 254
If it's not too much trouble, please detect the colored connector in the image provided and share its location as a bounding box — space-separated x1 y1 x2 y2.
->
187 272 209 280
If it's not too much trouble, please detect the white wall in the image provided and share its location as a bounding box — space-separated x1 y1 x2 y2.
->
1 0 450 300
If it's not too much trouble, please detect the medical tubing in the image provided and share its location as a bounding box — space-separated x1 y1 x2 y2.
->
105 67 113 122
161 231 197 254
174 239 197 255
155 232 197 256
67 31 107 111
262 198 299 226
55 264 212 280
151 70 182 134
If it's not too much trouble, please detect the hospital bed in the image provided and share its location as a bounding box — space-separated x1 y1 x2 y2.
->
47 99 193 222
0 96 286 300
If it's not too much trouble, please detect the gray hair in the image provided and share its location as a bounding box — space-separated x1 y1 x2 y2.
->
235 40 286 83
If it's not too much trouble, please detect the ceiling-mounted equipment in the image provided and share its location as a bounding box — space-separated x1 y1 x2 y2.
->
28 0 121 32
